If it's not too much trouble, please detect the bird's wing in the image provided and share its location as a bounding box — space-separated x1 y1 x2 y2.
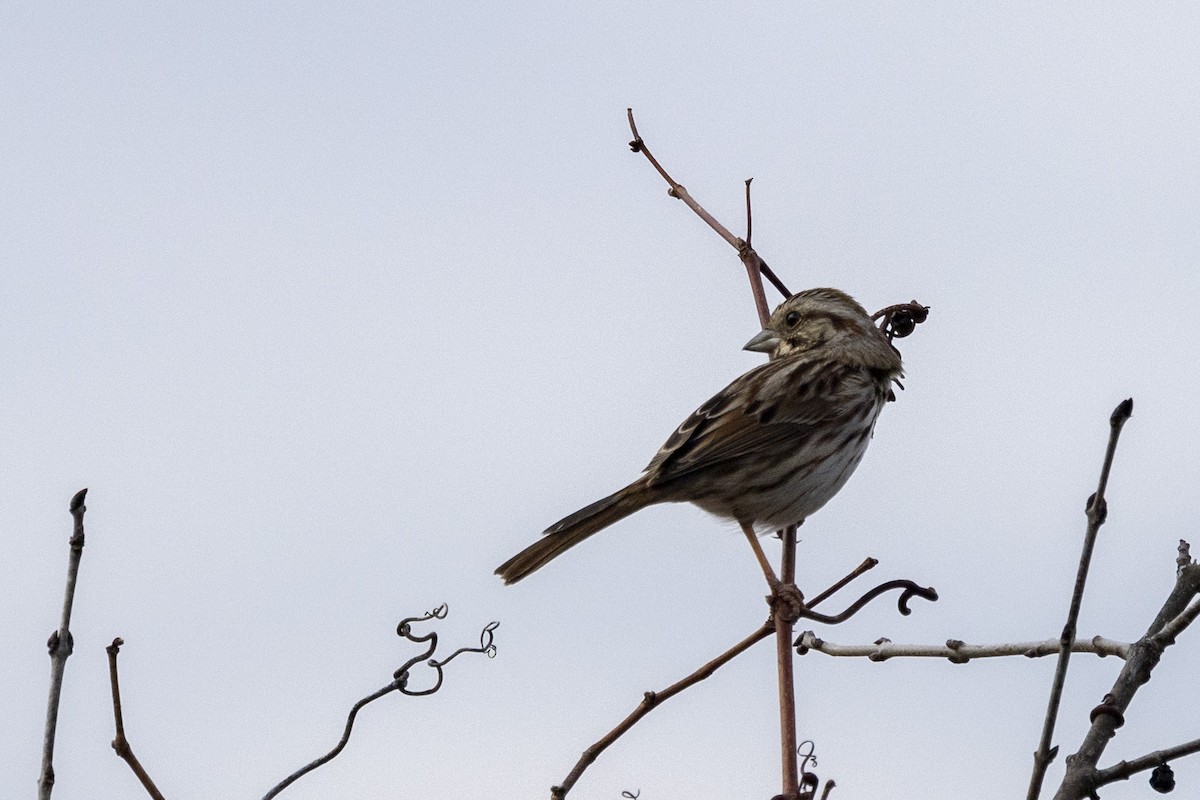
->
644 357 875 483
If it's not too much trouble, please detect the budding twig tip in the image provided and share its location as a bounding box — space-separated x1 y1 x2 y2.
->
1110 397 1133 426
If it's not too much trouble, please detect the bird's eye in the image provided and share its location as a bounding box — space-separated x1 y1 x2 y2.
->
784 311 801 327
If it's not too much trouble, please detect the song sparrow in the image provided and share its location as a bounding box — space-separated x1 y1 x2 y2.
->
496 288 904 585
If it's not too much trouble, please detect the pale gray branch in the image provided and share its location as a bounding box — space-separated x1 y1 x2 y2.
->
795 633 1130 662
1051 540 1200 800
39 488 88 800
1093 737 1200 787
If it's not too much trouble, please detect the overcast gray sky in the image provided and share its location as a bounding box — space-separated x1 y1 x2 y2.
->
5 4 1200 799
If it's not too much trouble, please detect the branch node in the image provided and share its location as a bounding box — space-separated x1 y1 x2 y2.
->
1089 694 1125 729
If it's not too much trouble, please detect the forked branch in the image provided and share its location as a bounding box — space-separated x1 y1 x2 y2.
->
627 107 787 327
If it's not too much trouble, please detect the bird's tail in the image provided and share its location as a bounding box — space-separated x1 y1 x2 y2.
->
496 483 653 584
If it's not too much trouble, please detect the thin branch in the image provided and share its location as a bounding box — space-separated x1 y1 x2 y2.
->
38 488 88 800
1093 737 1200 787
262 607 497 800
1027 398 1133 800
795 633 1131 662
744 178 753 248
808 558 878 607
106 639 166 800
626 108 789 326
626 108 741 250
1149 596 1200 645
1051 540 1200 800
551 557 907 799
552 622 775 799
262 682 400 800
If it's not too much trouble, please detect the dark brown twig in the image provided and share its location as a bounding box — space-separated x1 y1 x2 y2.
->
744 178 754 248
106 639 166 800
262 682 401 800
1027 398 1133 800
38 488 88 800
794 580 938 626
263 606 497 800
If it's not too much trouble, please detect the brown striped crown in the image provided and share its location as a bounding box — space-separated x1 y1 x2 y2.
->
765 288 876 358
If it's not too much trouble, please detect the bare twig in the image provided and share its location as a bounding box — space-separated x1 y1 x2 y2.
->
1027 398 1133 800
807 558 878 607
106 639 166 800
1052 540 1200 799
552 622 775 800
795 579 938 626
263 606 497 800
552 557 926 798
38 488 88 800
744 178 754 248
795 633 1131 662
262 682 401 800
626 108 789 325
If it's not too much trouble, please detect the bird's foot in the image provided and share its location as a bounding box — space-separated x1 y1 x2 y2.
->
768 580 805 625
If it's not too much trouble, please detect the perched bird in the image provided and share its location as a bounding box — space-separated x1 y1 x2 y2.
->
496 288 904 585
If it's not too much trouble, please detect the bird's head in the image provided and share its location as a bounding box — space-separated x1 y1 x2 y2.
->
743 288 879 359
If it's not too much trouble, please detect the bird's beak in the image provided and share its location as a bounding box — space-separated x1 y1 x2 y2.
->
743 329 779 353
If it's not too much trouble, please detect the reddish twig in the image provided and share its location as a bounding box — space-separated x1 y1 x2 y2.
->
552 622 775 799
775 525 800 796
626 108 790 326
551 557 893 799
106 639 167 800
38 488 88 800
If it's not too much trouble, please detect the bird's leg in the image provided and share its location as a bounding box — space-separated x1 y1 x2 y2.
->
739 520 780 591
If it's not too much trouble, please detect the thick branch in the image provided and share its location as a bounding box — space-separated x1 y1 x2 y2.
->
39 488 88 800
795 633 1130 662
1027 399 1133 800
1051 541 1200 800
